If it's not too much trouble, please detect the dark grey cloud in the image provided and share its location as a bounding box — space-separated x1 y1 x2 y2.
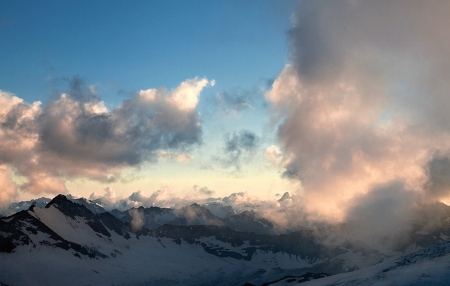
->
218 130 260 171
0 76 213 195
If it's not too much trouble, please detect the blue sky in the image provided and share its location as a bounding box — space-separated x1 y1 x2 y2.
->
0 0 296 202
1 0 292 103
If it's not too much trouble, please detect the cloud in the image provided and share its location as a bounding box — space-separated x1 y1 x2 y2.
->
214 87 260 115
193 185 215 196
129 208 144 232
217 130 261 171
89 186 117 205
158 151 194 163
0 165 18 214
126 187 199 209
0 76 213 196
424 154 450 201
345 181 418 249
266 1 450 220
264 145 283 166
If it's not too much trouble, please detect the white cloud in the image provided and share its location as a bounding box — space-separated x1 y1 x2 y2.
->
264 145 283 166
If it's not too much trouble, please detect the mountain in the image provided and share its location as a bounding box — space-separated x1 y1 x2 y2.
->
169 203 225 226
0 205 108 259
66 194 107 214
6 195 106 215
2 194 450 285
204 202 236 218
290 240 450 286
224 210 275 234
278 191 291 202
7 197 51 214
111 203 279 234
112 205 176 229
0 194 388 286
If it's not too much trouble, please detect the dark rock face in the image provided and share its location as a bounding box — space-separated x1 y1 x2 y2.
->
97 212 130 239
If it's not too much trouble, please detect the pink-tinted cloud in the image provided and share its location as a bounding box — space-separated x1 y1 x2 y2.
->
266 1 450 220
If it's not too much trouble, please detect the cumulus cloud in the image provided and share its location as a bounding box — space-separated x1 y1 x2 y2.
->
264 145 283 166
0 76 213 196
89 186 117 205
217 130 261 171
266 1 450 220
126 187 199 209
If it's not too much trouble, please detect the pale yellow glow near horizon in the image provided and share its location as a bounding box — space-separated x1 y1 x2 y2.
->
16 162 297 204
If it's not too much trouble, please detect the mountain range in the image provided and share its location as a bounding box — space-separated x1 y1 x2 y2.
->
1 194 450 285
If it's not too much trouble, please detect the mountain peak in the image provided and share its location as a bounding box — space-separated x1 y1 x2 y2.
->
45 194 70 209
278 192 291 202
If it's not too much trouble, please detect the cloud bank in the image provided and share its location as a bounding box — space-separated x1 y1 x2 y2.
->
266 1 450 220
0 77 213 201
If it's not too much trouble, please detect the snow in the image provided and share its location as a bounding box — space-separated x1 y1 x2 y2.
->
2 204 450 286
0 206 321 285
300 242 450 286
0 235 285 286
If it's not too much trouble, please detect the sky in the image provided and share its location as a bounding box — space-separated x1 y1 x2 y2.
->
2 1 450 226
0 0 296 204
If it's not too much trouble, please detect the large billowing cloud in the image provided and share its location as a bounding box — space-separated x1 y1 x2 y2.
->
0 77 213 196
266 1 450 220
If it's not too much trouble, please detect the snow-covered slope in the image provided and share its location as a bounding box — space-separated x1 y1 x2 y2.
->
290 241 450 286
